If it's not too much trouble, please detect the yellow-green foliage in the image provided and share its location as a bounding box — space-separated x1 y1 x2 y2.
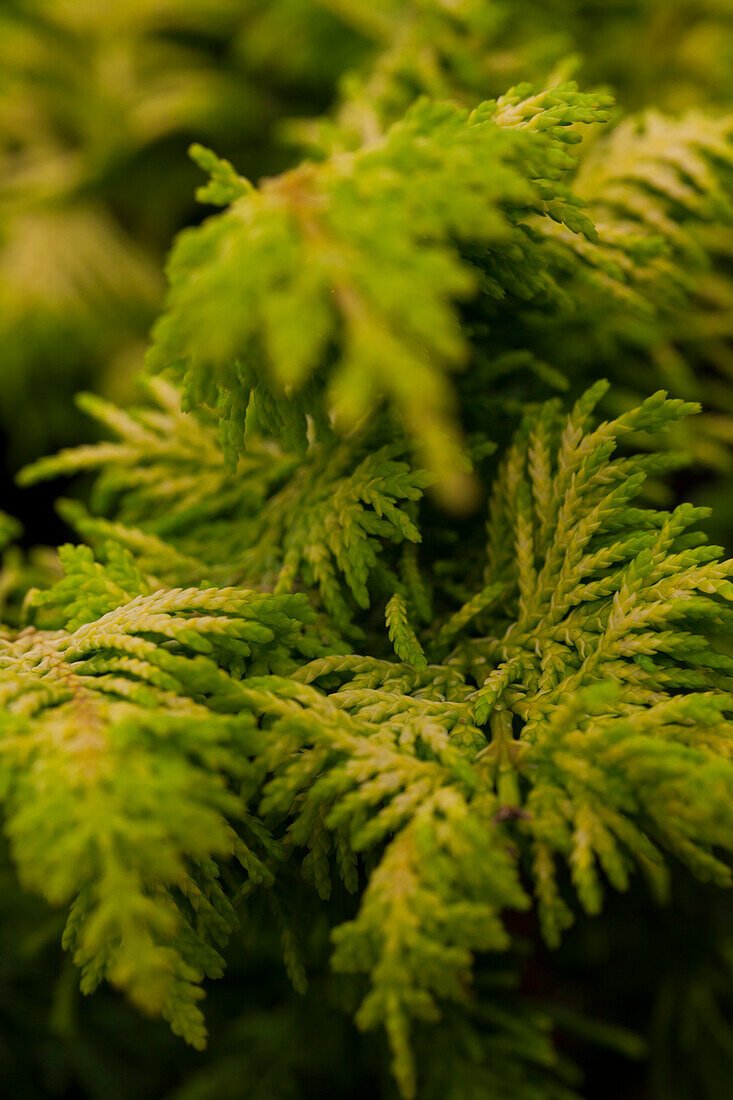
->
146 85 615 504
9 385 733 1097
137 78 733 510
0 0 365 458
0 571 320 1047
4 7 733 1096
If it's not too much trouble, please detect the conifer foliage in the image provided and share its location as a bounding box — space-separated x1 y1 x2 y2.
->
10 378 733 1096
3 6 733 1098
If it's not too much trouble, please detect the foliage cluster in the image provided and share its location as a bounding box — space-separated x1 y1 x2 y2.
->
3 4 733 1099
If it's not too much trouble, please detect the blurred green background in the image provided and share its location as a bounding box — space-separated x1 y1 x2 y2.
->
2 2 733 1097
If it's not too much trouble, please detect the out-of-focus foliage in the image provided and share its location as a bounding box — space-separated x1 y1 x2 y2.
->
139 85 733 515
4 0 733 463
146 85 618 504
0 0 367 461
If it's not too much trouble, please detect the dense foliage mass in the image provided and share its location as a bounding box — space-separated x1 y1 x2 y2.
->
3 3 733 1099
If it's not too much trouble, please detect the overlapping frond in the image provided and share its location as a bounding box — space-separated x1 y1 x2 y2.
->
145 85 612 503
0 569 318 1045
20 380 432 629
230 388 733 1096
